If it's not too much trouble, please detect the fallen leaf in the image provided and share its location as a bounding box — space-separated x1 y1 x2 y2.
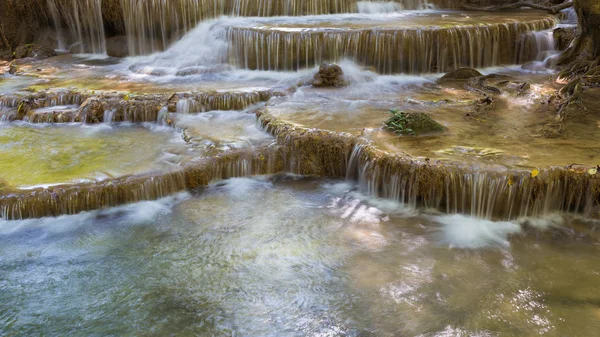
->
531 169 539 178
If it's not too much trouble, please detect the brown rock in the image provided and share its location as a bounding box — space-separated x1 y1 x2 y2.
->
13 44 56 59
553 27 577 51
106 36 129 58
312 63 348 88
438 67 483 83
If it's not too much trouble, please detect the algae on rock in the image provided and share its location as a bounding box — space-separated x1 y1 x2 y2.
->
384 110 444 136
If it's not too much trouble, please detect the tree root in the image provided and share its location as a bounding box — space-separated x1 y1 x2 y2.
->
540 57 600 138
461 0 573 14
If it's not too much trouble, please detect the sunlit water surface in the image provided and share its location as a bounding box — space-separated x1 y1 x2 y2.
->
1 177 598 336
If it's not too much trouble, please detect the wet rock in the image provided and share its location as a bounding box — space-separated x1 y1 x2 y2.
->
25 108 80 123
106 36 129 58
8 61 18 74
466 74 517 95
438 68 482 83
14 44 56 59
13 45 30 59
167 94 179 112
30 46 56 59
79 98 105 123
384 110 444 136
312 63 348 88
554 27 577 51
16 100 33 120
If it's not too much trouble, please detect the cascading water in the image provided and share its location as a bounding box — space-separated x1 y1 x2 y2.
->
116 0 436 56
119 0 357 55
357 0 429 12
225 15 557 74
521 29 559 68
357 2 403 13
46 0 106 54
561 7 578 24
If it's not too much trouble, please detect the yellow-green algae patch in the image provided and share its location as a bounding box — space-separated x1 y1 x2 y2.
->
0 123 181 188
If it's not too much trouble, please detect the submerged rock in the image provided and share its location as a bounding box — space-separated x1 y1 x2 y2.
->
438 68 482 83
106 36 129 58
312 63 348 88
384 110 444 136
466 74 530 96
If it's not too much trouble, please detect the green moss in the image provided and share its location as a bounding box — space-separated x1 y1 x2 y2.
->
384 110 444 136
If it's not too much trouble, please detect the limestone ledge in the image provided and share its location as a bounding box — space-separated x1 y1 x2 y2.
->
256 108 600 220
0 88 281 123
1 107 598 221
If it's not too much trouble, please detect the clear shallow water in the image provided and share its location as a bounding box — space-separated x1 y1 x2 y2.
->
1 176 598 336
0 122 187 188
174 110 274 155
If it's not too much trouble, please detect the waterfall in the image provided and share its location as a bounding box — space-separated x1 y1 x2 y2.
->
103 108 117 124
227 18 557 74
357 2 403 13
358 0 429 12
561 7 578 24
46 0 67 50
46 0 106 54
118 0 357 56
531 29 558 67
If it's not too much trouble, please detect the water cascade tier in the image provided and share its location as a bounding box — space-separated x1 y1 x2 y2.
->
39 0 439 55
256 109 600 221
224 12 557 73
0 89 280 123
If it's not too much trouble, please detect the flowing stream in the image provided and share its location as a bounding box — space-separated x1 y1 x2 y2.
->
1 176 599 336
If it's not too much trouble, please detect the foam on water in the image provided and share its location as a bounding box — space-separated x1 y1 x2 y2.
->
0 192 190 235
357 1 403 13
433 214 522 249
125 19 228 76
324 181 416 216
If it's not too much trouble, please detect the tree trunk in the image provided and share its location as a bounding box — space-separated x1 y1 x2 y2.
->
559 0 600 64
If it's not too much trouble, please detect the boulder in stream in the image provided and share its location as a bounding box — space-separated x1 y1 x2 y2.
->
14 44 56 59
438 68 483 83
106 36 129 58
312 63 348 88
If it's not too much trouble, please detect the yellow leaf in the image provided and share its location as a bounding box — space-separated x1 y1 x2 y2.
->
124 94 130 101
508 176 513 186
589 168 598 175
531 169 539 178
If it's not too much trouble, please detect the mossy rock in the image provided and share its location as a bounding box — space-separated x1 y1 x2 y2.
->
384 110 444 136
